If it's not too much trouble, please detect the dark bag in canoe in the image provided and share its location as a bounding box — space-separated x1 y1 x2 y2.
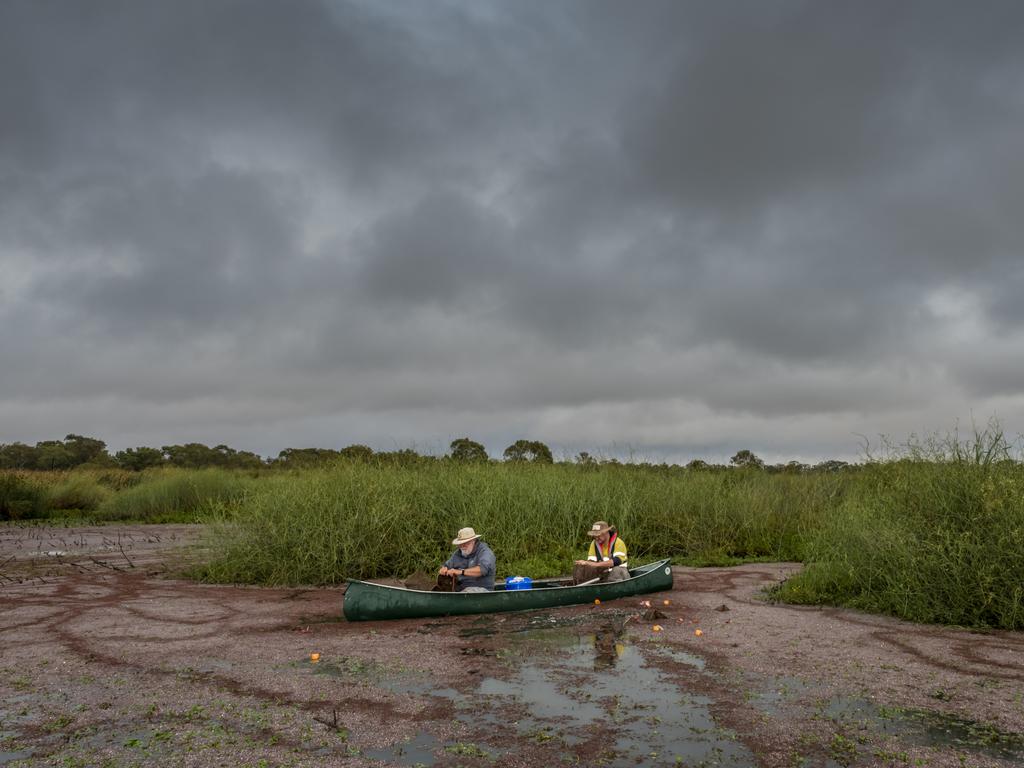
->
573 561 601 585
433 573 458 592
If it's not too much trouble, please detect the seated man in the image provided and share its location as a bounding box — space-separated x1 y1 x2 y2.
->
439 527 496 592
575 521 628 582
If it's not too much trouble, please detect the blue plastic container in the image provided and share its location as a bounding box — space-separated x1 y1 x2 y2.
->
505 576 533 590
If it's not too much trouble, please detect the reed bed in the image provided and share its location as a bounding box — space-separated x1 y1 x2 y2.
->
195 462 826 585
5 433 1022 629
775 457 1024 629
94 468 253 522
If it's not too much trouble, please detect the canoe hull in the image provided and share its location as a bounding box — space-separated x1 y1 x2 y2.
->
343 559 673 621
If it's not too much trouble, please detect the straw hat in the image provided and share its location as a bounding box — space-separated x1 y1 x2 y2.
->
452 527 482 545
587 521 615 537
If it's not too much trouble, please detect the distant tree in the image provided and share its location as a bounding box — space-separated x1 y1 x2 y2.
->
339 444 374 462
503 439 553 464
0 442 37 469
730 450 765 470
34 440 75 470
575 451 597 467
450 438 488 463
161 442 263 469
115 447 165 471
686 459 709 471
813 459 850 473
274 448 341 468
376 448 426 466
162 443 220 468
212 444 263 469
63 434 110 466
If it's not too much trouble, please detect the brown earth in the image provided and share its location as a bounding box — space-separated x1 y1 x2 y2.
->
1 524 1022 768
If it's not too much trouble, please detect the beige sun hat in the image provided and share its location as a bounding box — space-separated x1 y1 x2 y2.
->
587 521 615 537
452 527 482 545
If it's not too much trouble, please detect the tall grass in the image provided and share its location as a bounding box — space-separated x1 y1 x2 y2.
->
95 468 252 522
776 429 1024 629
195 462 828 585
0 472 48 520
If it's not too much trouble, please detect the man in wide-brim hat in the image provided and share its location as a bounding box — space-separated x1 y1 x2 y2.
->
439 527 496 592
575 521 629 582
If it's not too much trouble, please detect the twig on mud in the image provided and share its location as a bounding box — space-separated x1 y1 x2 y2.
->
117 534 135 569
90 556 126 572
55 553 90 573
313 709 344 732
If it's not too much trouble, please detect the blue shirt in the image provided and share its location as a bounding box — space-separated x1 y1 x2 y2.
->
443 540 496 590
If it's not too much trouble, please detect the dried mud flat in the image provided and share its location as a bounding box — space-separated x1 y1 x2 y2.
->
1 525 1022 768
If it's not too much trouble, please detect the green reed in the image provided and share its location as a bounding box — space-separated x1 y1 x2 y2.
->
194 461 825 585
775 456 1024 629
94 468 252 522
776 424 1024 629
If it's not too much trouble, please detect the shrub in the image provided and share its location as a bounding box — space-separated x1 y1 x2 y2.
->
45 475 111 512
0 473 48 520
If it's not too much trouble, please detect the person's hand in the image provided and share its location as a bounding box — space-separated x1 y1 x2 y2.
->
439 567 449 576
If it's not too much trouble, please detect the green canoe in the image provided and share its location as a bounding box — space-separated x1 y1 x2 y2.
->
342 559 673 621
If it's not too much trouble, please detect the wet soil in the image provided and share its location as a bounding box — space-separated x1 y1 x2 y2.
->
1 524 1022 767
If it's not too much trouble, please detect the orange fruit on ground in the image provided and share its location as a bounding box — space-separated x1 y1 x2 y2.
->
652 625 663 632
594 599 601 605
310 652 321 662
694 629 703 637
663 600 670 606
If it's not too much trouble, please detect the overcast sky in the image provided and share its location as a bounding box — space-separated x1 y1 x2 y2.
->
2 0 1023 463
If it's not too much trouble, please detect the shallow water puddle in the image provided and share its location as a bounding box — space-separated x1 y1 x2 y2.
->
647 643 707 671
826 696 1024 761
745 675 810 715
362 730 442 765
0 747 34 766
471 627 752 767
0 694 41 764
353 619 748 766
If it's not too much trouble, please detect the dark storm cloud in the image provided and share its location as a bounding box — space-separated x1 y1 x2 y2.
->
356 191 514 306
2 0 1024 461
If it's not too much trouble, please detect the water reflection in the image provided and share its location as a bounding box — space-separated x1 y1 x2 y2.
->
592 625 627 670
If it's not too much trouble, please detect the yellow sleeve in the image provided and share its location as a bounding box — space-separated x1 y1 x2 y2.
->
587 541 597 561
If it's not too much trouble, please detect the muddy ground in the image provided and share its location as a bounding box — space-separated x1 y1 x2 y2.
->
1 524 1022 768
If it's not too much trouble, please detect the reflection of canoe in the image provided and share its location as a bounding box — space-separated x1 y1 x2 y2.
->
343 559 673 621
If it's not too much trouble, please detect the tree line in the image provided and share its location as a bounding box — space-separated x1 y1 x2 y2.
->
0 434 851 473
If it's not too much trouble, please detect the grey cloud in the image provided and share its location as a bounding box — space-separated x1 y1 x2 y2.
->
30 168 301 335
356 191 514 306
2 0 1024 461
